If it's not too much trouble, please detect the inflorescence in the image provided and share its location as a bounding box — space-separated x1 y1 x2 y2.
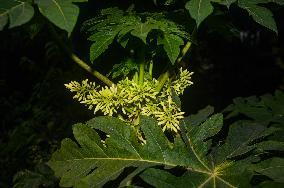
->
65 68 193 133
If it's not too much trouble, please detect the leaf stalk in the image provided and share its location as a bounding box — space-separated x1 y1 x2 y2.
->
48 24 115 87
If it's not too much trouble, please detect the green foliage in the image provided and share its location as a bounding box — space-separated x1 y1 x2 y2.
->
185 0 219 28
107 58 138 79
238 0 278 33
224 90 284 126
49 93 284 187
252 157 284 184
184 0 283 33
0 0 88 34
1 0 283 187
48 115 208 187
219 0 237 8
36 0 88 35
13 164 56 188
0 0 34 30
82 7 190 64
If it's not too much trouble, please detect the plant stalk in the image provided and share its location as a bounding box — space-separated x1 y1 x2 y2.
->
139 62 145 85
156 40 192 92
149 60 153 79
156 70 170 92
48 24 114 87
176 41 191 64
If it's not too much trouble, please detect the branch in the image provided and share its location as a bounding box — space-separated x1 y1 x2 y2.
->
48 24 115 87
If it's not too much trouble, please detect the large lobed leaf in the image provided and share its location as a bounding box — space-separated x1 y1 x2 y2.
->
0 0 34 30
48 103 282 187
83 8 189 63
48 116 192 187
35 0 88 35
140 107 281 188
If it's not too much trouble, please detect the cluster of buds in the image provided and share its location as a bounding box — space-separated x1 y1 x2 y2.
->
65 68 193 133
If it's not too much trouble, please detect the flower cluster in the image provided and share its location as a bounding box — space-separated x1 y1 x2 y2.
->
65 68 193 132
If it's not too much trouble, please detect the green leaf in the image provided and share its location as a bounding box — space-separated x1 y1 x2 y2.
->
254 158 284 183
48 116 192 187
185 0 217 27
130 22 158 43
219 0 237 8
108 58 138 79
140 160 253 188
223 91 284 125
182 105 214 127
212 121 278 164
271 0 284 5
141 162 255 188
13 164 56 188
257 141 284 151
0 0 34 30
140 168 191 188
158 34 184 64
181 113 224 170
89 28 120 62
238 0 278 33
259 181 284 188
36 0 87 35
83 8 189 62
49 103 284 187
141 109 281 188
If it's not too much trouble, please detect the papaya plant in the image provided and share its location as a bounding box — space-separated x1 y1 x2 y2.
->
0 0 283 187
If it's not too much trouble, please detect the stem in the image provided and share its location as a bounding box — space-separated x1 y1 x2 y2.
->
48 24 115 87
156 40 192 92
148 60 153 79
156 70 170 92
139 62 145 85
70 54 114 87
176 26 196 64
176 41 191 64
133 72 139 84
138 46 146 85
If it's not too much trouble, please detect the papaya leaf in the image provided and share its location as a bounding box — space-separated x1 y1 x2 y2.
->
212 121 279 164
272 0 284 5
140 108 281 188
89 28 121 62
238 0 278 33
257 141 284 151
181 113 224 170
219 0 237 8
185 0 220 27
82 8 190 63
48 116 193 187
253 158 284 183
130 22 158 43
157 33 184 64
35 0 87 35
49 103 283 187
182 105 214 128
13 164 56 188
223 91 284 125
140 164 253 188
258 181 284 188
108 58 138 79
0 0 34 30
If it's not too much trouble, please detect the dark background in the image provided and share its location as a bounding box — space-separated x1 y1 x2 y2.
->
0 1 283 187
